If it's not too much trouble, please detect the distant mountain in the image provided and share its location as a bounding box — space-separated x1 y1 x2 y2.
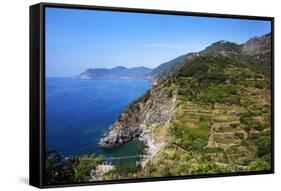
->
241 33 271 65
76 66 152 80
77 33 271 82
242 33 271 56
146 41 243 84
147 33 271 83
200 40 242 58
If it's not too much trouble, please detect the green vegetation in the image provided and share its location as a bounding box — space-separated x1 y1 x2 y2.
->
130 53 272 177
45 151 104 185
103 159 142 180
246 160 271 171
46 34 272 183
170 118 210 152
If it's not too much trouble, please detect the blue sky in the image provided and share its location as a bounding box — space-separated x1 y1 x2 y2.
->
46 7 271 77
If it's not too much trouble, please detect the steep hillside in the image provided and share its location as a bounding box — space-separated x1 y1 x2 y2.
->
242 33 272 68
201 40 242 57
147 33 271 83
242 33 271 56
100 33 272 179
146 53 191 83
100 82 177 158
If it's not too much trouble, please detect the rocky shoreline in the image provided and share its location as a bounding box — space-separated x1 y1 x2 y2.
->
138 127 164 164
99 83 177 162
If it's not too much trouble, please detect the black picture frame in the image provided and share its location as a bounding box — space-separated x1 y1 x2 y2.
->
30 2 275 189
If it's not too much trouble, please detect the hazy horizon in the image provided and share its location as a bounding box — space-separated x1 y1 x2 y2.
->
46 7 271 77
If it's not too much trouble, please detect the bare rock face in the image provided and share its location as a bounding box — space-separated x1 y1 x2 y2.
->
99 83 177 149
242 33 271 56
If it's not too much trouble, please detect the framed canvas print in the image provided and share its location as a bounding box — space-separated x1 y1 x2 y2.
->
30 2 274 188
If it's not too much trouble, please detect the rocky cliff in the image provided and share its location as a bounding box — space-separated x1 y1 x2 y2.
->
242 33 271 56
99 83 177 152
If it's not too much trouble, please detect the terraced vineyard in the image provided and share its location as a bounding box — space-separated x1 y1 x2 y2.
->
99 35 272 179
146 54 272 176
96 34 272 180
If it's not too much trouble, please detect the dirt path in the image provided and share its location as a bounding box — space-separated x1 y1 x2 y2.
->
90 164 114 181
206 124 215 148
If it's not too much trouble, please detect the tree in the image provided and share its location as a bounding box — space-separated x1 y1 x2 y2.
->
74 156 103 182
44 150 103 184
246 160 270 171
44 151 75 184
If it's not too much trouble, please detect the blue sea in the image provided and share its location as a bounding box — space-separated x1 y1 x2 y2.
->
46 78 151 160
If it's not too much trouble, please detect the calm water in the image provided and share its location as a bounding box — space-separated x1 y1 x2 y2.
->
46 78 151 160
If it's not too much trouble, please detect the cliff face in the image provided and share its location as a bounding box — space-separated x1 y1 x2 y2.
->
99 83 177 149
242 33 271 56
241 33 271 66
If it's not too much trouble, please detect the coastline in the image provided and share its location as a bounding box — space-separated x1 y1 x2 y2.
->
99 85 177 165
139 128 164 165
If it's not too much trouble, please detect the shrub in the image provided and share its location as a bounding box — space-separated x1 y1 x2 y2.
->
254 82 263 89
252 122 264 131
253 135 271 157
230 123 239 128
234 132 244 139
246 160 270 171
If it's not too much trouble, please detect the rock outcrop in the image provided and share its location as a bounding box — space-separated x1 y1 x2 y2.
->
99 83 177 151
242 33 271 56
